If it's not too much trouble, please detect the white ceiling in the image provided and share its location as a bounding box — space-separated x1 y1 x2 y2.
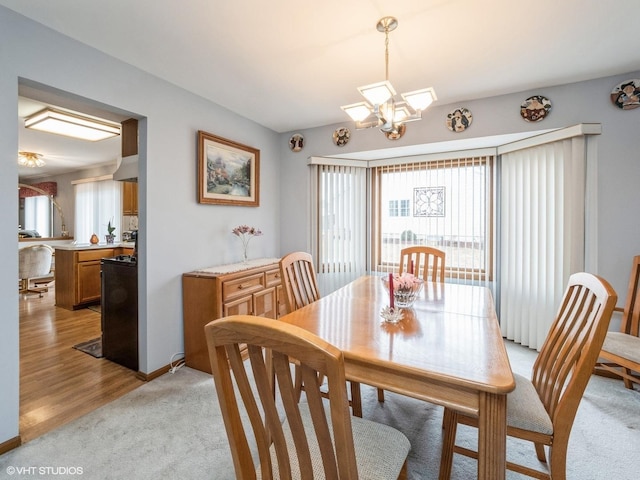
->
6 0 639 177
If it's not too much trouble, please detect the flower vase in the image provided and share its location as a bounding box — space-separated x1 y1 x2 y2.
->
105 234 115 244
242 248 249 264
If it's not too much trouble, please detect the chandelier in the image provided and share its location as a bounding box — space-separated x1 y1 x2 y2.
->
18 151 45 168
341 16 436 138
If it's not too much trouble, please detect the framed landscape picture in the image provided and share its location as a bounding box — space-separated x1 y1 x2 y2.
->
197 130 260 206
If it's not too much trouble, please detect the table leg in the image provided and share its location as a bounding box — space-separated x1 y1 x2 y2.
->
477 392 507 480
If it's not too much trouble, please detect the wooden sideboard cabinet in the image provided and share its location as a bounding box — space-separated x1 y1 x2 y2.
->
182 258 287 373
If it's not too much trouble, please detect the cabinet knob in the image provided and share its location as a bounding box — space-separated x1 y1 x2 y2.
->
238 283 251 290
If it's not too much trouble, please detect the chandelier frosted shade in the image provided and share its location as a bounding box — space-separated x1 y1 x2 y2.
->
341 102 373 122
402 88 437 111
358 81 396 106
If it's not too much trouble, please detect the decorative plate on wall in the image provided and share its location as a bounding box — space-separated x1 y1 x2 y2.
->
520 95 551 122
332 127 351 147
610 79 640 110
385 124 406 140
289 133 304 152
446 108 473 132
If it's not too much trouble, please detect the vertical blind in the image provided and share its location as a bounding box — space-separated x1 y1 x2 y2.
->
372 156 492 285
313 163 367 295
499 138 587 350
23 196 51 237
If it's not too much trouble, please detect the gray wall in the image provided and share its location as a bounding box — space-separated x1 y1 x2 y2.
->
0 7 281 444
2 4 640 447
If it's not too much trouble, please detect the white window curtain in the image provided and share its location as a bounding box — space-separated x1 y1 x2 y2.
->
74 179 122 244
498 129 598 350
23 196 51 237
310 162 368 295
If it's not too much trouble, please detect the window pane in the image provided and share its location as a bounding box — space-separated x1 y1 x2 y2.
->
23 196 51 237
375 157 492 283
74 180 122 243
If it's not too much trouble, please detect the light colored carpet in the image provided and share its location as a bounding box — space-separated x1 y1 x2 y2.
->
1 341 639 479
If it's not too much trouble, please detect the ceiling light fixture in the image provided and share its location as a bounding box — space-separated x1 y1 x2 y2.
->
24 108 121 141
341 16 436 138
18 151 45 168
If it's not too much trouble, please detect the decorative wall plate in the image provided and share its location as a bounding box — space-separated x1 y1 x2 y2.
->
332 127 351 146
610 79 640 110
446 108 473 132
520 95 551 122
385 124 406 140
289 133 304 152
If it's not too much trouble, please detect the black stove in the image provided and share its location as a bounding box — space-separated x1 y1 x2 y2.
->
103 254 137 264
101 254 138 370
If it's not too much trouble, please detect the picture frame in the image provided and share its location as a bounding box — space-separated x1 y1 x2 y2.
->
197 130 260 206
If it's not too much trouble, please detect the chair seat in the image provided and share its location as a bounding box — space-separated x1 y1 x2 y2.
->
602 332 640 364
260 403 410 479
507 373 553 435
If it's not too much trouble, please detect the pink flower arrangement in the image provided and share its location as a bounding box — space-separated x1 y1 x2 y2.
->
232 225 262 262
392 272 421 290
231 225 262 238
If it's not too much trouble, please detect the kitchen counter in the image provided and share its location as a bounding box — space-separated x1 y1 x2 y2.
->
54 242 136 251
54 243 136 310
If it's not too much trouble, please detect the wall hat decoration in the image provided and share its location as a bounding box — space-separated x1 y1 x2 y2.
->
610 79 640 110
197 131 260 206
446 108 473 132
520 95 551 122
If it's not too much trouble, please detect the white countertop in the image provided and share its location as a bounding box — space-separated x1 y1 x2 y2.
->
54 242 136 251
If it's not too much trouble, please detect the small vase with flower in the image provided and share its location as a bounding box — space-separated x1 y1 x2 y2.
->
232 225 263 264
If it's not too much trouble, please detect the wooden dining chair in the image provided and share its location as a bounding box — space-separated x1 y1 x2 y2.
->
595 255 640 389
279 251 321 313
438 272 617 480
205 315 410 479
399 246 445 282
279 251 382 416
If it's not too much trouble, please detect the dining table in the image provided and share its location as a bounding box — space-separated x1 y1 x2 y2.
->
277 275 515 480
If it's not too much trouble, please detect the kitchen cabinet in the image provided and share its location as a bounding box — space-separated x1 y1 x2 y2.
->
182 258 284 373
54 246 133 310
122 181 138 216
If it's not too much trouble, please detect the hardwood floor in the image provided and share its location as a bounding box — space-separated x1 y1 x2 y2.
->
19 286 144 444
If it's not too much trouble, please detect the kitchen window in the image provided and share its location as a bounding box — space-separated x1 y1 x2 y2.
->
73 177 122 243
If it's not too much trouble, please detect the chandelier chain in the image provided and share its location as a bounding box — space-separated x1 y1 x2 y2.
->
384 27 390 82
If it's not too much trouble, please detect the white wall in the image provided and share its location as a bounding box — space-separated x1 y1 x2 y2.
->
278 74 640 300
0 7 281 445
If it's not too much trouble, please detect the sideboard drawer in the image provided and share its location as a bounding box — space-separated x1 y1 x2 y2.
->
265 268 282 288
222 273 265 301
